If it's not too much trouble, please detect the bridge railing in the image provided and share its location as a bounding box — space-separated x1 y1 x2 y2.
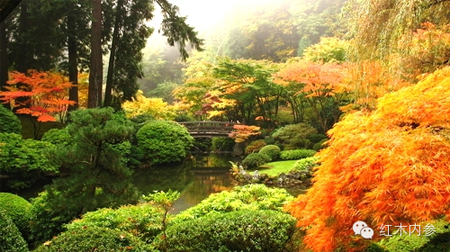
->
178 121 236 137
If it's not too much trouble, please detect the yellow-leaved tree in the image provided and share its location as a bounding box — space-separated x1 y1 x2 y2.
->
285 67 450 251
122 90 177 120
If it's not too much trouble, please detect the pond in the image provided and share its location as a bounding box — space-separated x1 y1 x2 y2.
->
1 153 306 214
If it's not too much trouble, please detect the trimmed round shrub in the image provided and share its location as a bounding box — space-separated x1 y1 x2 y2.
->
34 226 155 252
293 156 319 172
0 193 33 242
137 121 194 164
245 139 267 154
155 210 296 252
0 105 22 134
272 123 317 149
174 184 294 223
0 210 28 252
258 144 281 161
279 149 317 160
242 152 271 168
65 204 161 242
41 128 72 146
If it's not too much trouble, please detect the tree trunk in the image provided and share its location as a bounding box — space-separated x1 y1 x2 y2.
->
104 0 124 107
88 0 102 108
0 22 7 93
68 13 79 111
17 1 27 73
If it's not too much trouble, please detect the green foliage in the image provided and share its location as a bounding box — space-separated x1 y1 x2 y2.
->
272 123 317 149
174 184 294 223
41 128 72 146
303 37 349 63
242 152 271 168
258 144 281 161
211 137 235 152
279 149 317 160
0 133 58 189
155 210 296 252
65 204 161 243
34 226 155 252
0 210 28 252
293 156 319 172
30 108 140 244
307 133 328 143
0 193 33 243
136 120 194 164
375 219 450 252
0 105 22 134
313 138 328 151
245 139 267 154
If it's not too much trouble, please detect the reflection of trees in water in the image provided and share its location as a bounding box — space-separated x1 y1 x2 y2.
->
132 162 194 195
191 154 241 168
179 172 238 208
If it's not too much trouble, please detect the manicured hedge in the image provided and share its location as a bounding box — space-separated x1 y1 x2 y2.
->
0 105 22 134
242 152 271 168
0 193 33 242
0 210 28 252
258 144 281 161
279 149 317 160
155 210 296 252
34 226 155 252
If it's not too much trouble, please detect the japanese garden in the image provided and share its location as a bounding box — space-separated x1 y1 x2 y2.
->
1 0 450 251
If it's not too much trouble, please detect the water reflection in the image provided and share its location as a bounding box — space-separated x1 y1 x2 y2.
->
133 154 240 214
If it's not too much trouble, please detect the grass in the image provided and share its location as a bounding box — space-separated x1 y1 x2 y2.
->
250 160 297 177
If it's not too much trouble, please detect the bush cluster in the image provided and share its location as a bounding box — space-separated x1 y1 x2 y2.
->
280 149 317 160
211 137 235 152
242 152 271 168
155 210 296 252
0 133 58 189
174 184 294 223
0 193 33 243
313 138 328 151
0 105 22 134
41 128 72 146
244 139 267 154
293 156 319 172
0 210 28 252
137 121 194 164
34 226 155 252
258 144 281 161
272 123 317 149
65 204 161 243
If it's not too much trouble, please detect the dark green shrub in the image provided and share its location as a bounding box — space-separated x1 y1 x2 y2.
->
0 133 58 189
174 184 294 223
264 136 275 144
244 139 266 154
293 156 319 172
272 123 317 149
259 144 281 161
65 204 161 243
0 105 22 134
0 210 28 252
280 149 317 160
34 226 155 252
307 133 328 143
155 210 296 252
0 193 33 242
211 137 235 152
129 113 155 129
242 152 271 168
313 138 328 151
41 128 72 146
137 121 194 164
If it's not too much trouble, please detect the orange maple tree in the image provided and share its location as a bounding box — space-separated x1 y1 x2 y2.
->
0 70 75 122
274 60 349 132
285 67 450 251
228 124 261 143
